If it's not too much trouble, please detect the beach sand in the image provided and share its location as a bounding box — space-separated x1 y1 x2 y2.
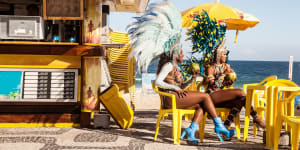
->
121 91 161 111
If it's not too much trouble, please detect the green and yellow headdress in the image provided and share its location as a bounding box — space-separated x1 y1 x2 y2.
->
181 10 227 79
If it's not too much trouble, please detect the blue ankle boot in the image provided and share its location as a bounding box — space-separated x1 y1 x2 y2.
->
180 121 198 145
213 117 236 142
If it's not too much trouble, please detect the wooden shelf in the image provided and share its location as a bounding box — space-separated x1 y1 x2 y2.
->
0 41 79 46
83 43 125 48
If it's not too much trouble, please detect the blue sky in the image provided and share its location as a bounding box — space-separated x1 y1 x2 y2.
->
109 0 300 61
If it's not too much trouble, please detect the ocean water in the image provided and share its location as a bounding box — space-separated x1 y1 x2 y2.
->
136 60 300 89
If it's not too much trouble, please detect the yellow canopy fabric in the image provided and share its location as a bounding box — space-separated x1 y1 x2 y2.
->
181 2 240 27
226 8 259 31
181 1 260 43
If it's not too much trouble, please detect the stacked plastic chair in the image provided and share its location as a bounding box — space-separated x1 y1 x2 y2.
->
242 75 277 137
273 80 300 150
107 31 136 110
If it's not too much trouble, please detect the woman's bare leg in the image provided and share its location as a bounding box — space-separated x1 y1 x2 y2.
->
165 91 235 142
167 93 205 145
210 89 265 128
169 91 218 118
209 89 245 105
193 106 204 123
184 104 204 124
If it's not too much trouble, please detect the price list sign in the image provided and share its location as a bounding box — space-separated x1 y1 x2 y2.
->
23 71 77 101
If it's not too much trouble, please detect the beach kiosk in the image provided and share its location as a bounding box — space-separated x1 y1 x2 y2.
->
0 0 148 127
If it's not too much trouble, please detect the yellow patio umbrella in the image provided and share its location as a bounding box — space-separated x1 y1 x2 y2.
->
226 8 260 31
181 0 260 43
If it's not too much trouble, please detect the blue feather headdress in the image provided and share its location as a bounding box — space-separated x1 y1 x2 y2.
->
127 0 182 73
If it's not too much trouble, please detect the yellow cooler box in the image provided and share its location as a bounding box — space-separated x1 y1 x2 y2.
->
99 84 134 129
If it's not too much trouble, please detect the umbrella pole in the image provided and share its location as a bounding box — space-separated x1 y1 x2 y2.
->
234 30 239 43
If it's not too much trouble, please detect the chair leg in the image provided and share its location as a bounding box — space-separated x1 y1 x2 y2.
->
253 94 259 137
287 103 294 133
259 101 265 119
244 89 254 142
291 125 300 150
234 114 241 139
284 104 289 131
176 111 183 144
253 125 257 137
184 114 193 121
184 114 189 121
199 112 207 142
220 112 226 121
154 111 164 141
172 110 179 144
162 113 168 120
273 118 283 150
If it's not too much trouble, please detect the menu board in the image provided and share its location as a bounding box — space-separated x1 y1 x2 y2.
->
23 72 75 99
0 69 78 102
43 0 83 20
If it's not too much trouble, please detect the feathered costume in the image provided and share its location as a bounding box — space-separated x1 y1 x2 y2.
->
182 10 238 92
127 0 182 73
127 3 237 143
181 11 227 79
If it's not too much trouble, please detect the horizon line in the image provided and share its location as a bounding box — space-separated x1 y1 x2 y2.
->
181 59 300 63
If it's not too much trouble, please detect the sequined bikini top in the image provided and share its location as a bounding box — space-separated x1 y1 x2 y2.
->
164 64 184 85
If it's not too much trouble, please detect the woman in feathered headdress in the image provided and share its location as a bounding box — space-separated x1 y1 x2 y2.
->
127 0 235 144
206 40 265 134
185 11 265 139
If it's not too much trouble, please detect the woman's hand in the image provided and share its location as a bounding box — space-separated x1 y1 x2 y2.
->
175 89 187 98
224 64 233 75
223 79 234 87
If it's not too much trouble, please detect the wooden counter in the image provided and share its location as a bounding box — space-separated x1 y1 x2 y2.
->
0 41 79 46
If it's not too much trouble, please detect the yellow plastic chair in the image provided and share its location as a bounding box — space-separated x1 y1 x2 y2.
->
242 75 277 136
264 80 298 134
242 75 278 94
195 81 241 141
107 30 136 110
273 87 300 150
152 82 196 144
244 79 297 147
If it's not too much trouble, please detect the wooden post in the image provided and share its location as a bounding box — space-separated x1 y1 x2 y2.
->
81 56 101 112
80 46 105 127
83 0 102 44
288 56 293 80
81 0 104 127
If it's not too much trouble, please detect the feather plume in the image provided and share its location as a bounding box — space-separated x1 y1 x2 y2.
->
181 10 227 80
127 0 182 73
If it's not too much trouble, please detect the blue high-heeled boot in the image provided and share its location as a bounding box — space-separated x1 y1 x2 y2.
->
180 121 198 145
213 117 236 142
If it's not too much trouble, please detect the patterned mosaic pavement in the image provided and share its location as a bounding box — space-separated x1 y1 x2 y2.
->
0 110 292 150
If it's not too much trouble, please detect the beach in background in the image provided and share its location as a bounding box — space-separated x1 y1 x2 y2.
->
127 60 300 110
136 60 300 91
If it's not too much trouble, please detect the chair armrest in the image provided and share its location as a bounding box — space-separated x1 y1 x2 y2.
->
156 90 176 99
243 83 259 93
155 89 177 109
